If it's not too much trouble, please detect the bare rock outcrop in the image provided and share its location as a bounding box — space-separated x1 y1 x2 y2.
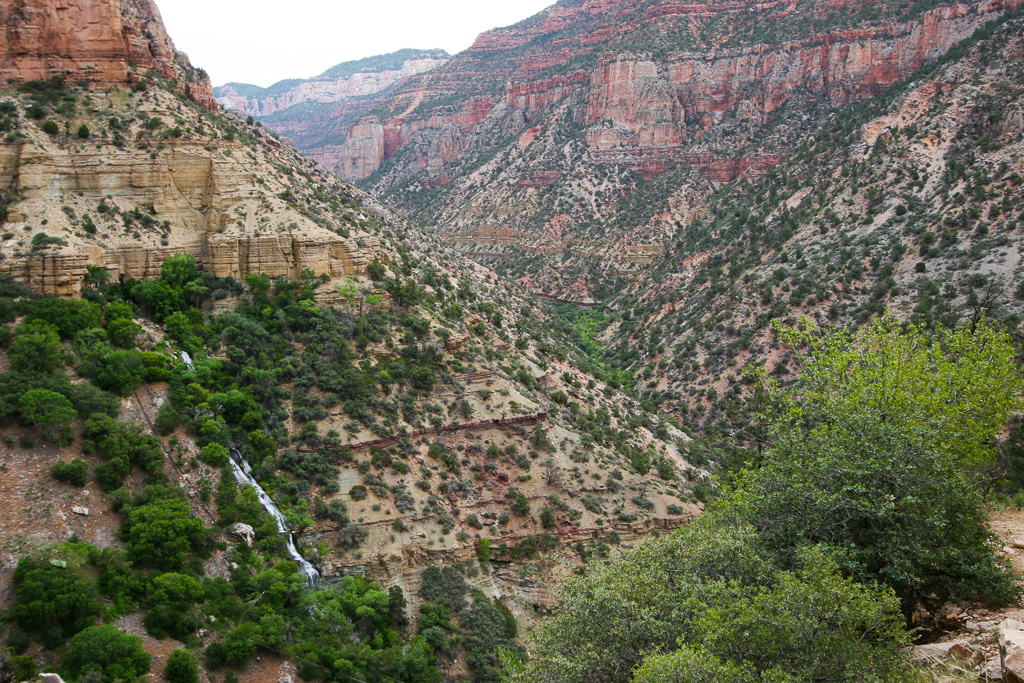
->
0 0 215 110
0 83 381 296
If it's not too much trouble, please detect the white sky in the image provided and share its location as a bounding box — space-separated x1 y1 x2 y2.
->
156 0 556 87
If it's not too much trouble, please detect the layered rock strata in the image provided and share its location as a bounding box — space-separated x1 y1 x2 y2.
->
0 0 216 110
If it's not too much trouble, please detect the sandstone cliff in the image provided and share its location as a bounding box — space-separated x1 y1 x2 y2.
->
0 0 216 110
0 83 382 295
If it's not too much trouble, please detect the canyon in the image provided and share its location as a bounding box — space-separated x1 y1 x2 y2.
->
245 0 1023 302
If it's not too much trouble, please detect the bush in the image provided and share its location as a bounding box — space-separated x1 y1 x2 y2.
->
740 319 1024 609
76 124 90 139
41 120 58 135
9 554 100 638
199 443 229 467
507 487 531 516
504 516 910 683
10 321 62 374
52 458 89 487
164 649 199 683
63 624 151 682
29 298 102 340
19 388 77 442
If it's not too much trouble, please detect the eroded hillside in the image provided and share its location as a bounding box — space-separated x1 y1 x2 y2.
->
259 0 1023 303
0 1 699 682
608 10 1024 433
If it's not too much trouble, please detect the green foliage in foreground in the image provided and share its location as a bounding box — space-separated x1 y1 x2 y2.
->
503 514 912 683
739 318 1023 609
505 318 1023 683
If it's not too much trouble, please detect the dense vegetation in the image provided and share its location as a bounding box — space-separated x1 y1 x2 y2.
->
0 261 451 682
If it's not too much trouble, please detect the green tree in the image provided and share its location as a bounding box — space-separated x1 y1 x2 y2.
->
10 321 62 374
9 554 100 638
244 273 271 299
63 624 150 682
501 516 910 683
164 649 199 683
199 443 230 467
76 124 90 139
122 497 206 570
160 254 200 288
739 318 1024 609
94 350 146 395
144 573 205 640
106 317 142 348
29 299 102 340
19 389 77 442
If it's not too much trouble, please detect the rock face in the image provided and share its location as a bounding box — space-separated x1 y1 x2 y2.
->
257 0 1023 302
0 81 382 296
215 50 450 118
0 0 215 110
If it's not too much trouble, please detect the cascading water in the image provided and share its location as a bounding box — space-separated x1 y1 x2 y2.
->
181 351 195 372
228 451 320 586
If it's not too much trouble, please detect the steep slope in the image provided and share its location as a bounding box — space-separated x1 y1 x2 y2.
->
607 9 1024 432
0 1 695 681
289 0 1022 302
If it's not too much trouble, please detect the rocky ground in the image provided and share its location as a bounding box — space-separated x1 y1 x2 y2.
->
913 508 1024 680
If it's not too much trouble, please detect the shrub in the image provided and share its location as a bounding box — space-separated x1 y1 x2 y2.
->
10 321 62 374
41 120 58 135
504 517 910 683
76 124 90 139
122 496 207 570
63 624 150 682
507 487 531 516
164 649 199 683
19 388 77 442
740 319 1024 609
9 554 100 638
199 443 229 467
52 458 89 487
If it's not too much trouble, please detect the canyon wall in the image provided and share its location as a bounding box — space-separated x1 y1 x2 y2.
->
332 0 1016 183
0 83 381 296
274 0 1021 302
0 0 215 110
215 54 449 118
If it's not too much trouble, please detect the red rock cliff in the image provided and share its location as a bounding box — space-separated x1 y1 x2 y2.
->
0 0 215 110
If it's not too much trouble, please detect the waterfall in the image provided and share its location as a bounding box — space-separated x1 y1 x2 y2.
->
228 451 320 586
181 351 195 372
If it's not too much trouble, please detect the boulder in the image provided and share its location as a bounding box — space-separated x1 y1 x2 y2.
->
227 522 255 547
1000 626 1024 682
71 507 89 516
909 640 973 662
38 674 66 683
983 657 1005 680
446 334 470 352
